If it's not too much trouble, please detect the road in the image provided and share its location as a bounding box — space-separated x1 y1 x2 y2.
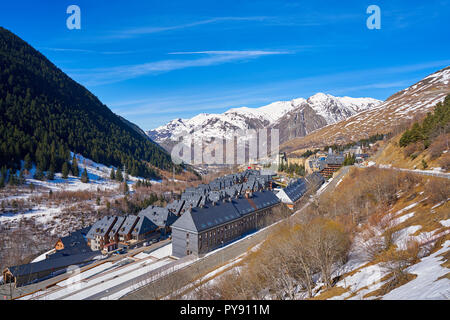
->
380 165 450 179
356 163 450 179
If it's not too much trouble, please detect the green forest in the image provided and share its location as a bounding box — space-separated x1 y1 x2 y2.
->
0 27 176 180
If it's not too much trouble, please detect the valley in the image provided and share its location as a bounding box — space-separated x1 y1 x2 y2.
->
0 13 449 302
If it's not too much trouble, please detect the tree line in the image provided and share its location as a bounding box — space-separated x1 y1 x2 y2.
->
399 95 450 148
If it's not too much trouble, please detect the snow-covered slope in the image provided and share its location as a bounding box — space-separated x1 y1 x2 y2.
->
281 66 450 154
147 94 381 151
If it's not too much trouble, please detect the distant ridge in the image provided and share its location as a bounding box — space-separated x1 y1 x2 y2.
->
147 93 381 151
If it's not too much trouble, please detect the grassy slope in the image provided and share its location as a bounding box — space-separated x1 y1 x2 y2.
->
373 133 449 171
314 169 449 299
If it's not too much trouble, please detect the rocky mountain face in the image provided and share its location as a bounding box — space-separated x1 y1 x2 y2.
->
147 94 381 152
281 66 450 155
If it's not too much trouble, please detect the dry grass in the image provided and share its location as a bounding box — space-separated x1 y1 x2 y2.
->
310 286 349 300
365 273 418 298
374 133 450 171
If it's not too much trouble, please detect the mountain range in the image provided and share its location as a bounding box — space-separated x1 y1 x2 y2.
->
147 93 381 151
281 66 450 155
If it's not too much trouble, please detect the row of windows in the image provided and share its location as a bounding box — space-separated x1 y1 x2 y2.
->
180 207 274 253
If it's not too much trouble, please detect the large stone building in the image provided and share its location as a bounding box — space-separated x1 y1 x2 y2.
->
171 190 281 258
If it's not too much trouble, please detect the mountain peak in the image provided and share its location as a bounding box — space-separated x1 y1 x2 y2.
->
147 93 381 151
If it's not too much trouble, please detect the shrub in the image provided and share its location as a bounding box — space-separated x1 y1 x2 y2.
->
424 177 450 203
428 133 449 159
439 153 450 171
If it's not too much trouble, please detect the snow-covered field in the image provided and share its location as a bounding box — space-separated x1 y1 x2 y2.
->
0 152 163 272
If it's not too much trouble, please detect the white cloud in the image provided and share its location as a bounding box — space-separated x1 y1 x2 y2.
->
112 16 271 38
69 50 291 86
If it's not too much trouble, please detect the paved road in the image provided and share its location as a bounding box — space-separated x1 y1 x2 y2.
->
357 163 450 179
384 166 450 179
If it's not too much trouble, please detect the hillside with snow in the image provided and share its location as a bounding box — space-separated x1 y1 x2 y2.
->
177 166 449 300
0 152 158 272
147 94 381 151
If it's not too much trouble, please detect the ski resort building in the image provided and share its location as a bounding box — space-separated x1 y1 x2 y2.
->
86 216 118 251
2 250 100 287
274 178 307 210
171 190 281 258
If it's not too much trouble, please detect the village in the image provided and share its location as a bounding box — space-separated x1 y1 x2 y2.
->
1 140 377 298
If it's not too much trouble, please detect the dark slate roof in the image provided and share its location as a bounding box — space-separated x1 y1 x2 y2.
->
8 251 101 277
167 199 185 215
86 216 117 238
139 206 179 228
182 201 241 232
232 196 255 216
108 216 126 238
131 215 158 237
248 190 280 210
53 229 92 258
283 179 307 202
225 186 238 197
172 190 280 232
185 194 202 208
207 191 222 203
198 195 206 207
118 215 139 236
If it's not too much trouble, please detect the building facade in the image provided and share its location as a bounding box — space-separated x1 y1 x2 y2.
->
171 190 281 258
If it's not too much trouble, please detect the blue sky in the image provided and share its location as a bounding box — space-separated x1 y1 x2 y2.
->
1 0 449 130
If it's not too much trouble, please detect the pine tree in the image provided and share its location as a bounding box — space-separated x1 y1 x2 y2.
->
62 162 69 179
9 172 18 186
24 153 32 171
1 166 7 183
110 168 115 180
71 155 80 177
116 168 123 182
421 159 428 169
123 181 129 195
47 165 55 180
33 168 45 180
18 168 25 184
81 168 89 183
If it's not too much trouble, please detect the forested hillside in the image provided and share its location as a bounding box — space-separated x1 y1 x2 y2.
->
0 27 174 179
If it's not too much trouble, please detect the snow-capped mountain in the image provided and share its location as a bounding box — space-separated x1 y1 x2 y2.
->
147 94 381 151
281 66 450 154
